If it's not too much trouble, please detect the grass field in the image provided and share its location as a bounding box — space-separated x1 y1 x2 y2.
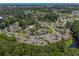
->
47 27 53 34
65 34 73 47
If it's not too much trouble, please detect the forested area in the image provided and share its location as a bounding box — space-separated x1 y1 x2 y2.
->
0 33 79 56
71 20 79 37
0 8 58 29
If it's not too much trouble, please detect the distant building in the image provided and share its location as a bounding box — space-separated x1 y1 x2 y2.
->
0 16 3 19
72 11 79 16
8 22 22 32
62 33 70 40
29 25 34 28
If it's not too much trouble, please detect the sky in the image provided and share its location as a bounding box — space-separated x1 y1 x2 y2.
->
0 0 79 3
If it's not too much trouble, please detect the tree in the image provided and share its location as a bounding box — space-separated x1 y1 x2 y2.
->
19 19 27 29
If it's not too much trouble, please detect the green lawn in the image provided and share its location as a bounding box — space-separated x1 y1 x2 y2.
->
47 27 53 34
65 34 73 47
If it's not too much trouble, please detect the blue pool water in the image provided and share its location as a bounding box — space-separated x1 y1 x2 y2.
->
69 32 79 48
69 39 76 48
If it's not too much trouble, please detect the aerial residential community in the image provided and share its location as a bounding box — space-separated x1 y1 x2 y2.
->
0 3 79 56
